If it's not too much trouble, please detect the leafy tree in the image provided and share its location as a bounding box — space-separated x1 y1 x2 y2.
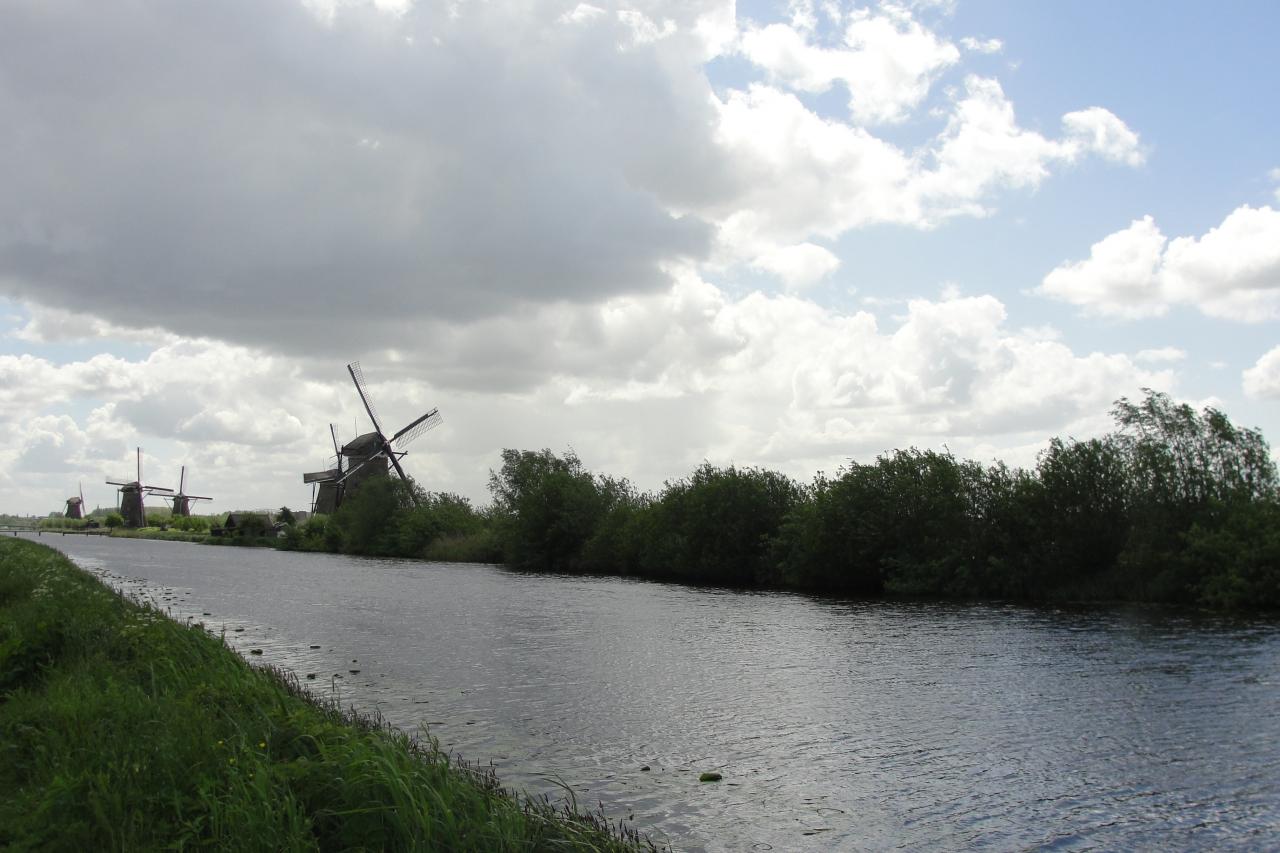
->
277 506 296 526
1110 390 1278 599
396 492 486 557
1184 499 1280 608
775 450 982 595
103 512 124 529
1112 390 1277 509
330 477 419 556
1028 436 1132 595
488 449 624 572
641 463 802 586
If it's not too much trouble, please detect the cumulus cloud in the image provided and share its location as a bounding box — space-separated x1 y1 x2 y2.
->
710 73 1141 268
739 6 961 125
1039 216 1168 318
0 0 723 353
748 242 841 290
912 77 1143 220
0 0 1144 349
1039 206 1280 321
0 278 1171 514
1243 346 1280 400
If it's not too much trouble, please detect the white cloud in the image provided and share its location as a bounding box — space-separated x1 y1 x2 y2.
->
1039 216 1169 318
912 77 1142 219
1163 205 1280 320
709 75 1142 265
960 36 1002 54
1243 346 1280 400
0 0 1144 326
1135 346 1186 364
1061 107 1146 167
748 242 841 290
1039 206 1280 321
739 6 961 125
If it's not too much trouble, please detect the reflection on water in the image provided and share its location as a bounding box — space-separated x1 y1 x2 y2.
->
27 534 1280 851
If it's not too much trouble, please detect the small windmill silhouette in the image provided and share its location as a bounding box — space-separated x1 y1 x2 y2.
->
169 466 212 517
64 482 85 519
107 448 173 528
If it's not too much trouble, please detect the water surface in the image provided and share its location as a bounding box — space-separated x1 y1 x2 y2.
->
26 534 1280 851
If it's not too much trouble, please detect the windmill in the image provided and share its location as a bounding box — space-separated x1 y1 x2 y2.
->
107 447 174 528
304 424 345 514
301 362 442 511
64 483 85 519
169 466 212 517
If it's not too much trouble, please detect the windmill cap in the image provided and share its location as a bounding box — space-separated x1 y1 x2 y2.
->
341 432 383 454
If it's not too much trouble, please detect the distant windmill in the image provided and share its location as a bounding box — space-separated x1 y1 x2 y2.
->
169 466 212 517
302 362 442 511
64 482 85 519
107 448 174 528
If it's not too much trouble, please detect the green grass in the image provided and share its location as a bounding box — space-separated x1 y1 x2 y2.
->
0 538 655 851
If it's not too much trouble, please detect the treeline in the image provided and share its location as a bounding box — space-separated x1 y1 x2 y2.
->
292 391 1280 609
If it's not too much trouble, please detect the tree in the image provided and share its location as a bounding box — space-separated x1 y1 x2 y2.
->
330 477 419 556
395 492 485 556
642 463 802 586
488 449 622 572
104 512 124 529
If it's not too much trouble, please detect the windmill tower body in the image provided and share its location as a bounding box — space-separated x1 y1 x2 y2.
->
313 481 342 515
340 433 390 496
119 484 146 528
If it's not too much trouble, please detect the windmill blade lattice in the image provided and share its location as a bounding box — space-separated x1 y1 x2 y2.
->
392 408 442 449
348 362 385 437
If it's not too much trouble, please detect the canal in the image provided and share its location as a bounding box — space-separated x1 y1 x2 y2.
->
26 534 1280 851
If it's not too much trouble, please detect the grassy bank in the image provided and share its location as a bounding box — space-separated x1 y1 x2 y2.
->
0 538 653 851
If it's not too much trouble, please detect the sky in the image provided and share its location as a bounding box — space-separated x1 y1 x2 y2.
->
1 0 1278 516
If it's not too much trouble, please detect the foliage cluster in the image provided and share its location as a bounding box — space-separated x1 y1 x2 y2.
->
480 391 1279 608
0 538 651 851
37 517 92 530
287 478 499 562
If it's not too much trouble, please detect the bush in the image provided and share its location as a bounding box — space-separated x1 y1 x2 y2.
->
328 477 418 556
638 463 802 586
168 515 211 533
1182 500 1280 608
488 449 627 572
395 493 486 557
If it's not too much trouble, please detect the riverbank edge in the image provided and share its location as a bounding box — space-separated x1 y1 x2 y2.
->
33 526 1276 614
0 538 656 851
